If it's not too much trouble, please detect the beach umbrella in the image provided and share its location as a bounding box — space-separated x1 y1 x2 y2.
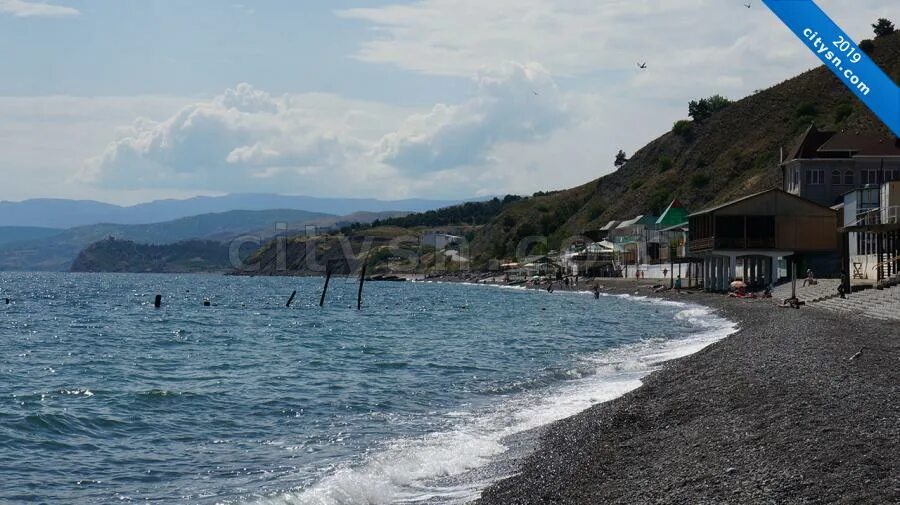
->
730 280 747 289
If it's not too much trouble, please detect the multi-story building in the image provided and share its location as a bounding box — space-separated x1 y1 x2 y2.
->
781 126 900 207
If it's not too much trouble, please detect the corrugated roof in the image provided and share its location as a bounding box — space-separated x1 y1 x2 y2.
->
599 220 621 231
615 216 644 228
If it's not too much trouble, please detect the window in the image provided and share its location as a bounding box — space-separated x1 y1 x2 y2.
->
862 170 882 185
831 170 842 185
792 168 799 191
844 170 854 185
805 169 824 185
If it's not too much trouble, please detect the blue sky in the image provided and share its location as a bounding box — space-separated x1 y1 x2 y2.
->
0 0 466 102
0 0 895 204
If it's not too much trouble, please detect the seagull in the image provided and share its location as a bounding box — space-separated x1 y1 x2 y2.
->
531 89 540 96
744 1 752 7
637 62 647 69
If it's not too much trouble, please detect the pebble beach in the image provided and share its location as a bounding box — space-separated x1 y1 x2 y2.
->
475 283 899 504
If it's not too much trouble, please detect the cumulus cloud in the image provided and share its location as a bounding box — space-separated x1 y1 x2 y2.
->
83 84 360 190
0 0 79 17
376 62 569 173
83 65 573 194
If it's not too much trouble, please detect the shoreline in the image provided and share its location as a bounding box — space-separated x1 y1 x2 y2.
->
470 279 899 504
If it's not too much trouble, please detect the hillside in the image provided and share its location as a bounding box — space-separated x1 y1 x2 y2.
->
0 209 332 271
0 226 63 247
468 32 900 263
70 239 235 273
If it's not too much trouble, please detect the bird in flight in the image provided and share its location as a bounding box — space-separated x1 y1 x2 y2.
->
637 62 647 69
744 1 752 7
531 89 540 96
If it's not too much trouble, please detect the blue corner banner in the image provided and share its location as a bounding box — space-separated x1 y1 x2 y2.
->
763 0 900 138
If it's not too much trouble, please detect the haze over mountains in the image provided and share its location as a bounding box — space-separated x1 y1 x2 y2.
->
0 192 475 271
0 193 482 229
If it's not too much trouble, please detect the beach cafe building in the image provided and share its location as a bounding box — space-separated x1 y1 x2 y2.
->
841 181 900 286
688 189 838 292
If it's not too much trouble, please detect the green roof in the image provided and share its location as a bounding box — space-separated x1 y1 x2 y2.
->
656 199 688 227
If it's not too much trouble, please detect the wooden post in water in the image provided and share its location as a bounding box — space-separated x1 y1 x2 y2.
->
319 265 332 307
357 254 369 310
154 294 162 308
286 290 297 308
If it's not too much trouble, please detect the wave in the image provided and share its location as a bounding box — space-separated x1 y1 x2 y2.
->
251 295 738 505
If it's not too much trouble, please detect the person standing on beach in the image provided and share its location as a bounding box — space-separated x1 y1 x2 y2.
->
674 275 682 293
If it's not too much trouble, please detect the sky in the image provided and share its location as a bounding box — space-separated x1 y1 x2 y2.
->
0 0 896 205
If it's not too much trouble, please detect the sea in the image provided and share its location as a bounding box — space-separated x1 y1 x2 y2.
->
0 272 736 504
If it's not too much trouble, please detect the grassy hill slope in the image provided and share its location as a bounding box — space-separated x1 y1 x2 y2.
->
469 32 900 263
70 239 234 273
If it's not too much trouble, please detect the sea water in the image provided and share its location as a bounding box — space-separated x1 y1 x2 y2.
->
0 273 736 504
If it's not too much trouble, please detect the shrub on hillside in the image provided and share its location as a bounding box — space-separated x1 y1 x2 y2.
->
795 102 818 118
833 102 854 123
672 120 694 138
648 189 672 215
658 156 674 172
691 173 711 189
614 150 629 168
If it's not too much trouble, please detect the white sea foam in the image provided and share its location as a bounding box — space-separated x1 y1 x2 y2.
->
254 296 738 505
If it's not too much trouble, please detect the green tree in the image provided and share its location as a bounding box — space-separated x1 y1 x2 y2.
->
873 18 896 38
859 39 876 54
688 95 731 123
688 99 709 123
614 149 629 168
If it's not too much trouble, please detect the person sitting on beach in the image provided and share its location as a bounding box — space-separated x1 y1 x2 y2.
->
802 269 817 287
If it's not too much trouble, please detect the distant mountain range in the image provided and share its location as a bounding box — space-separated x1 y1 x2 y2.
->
0 208 404 271
0 194 482 229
